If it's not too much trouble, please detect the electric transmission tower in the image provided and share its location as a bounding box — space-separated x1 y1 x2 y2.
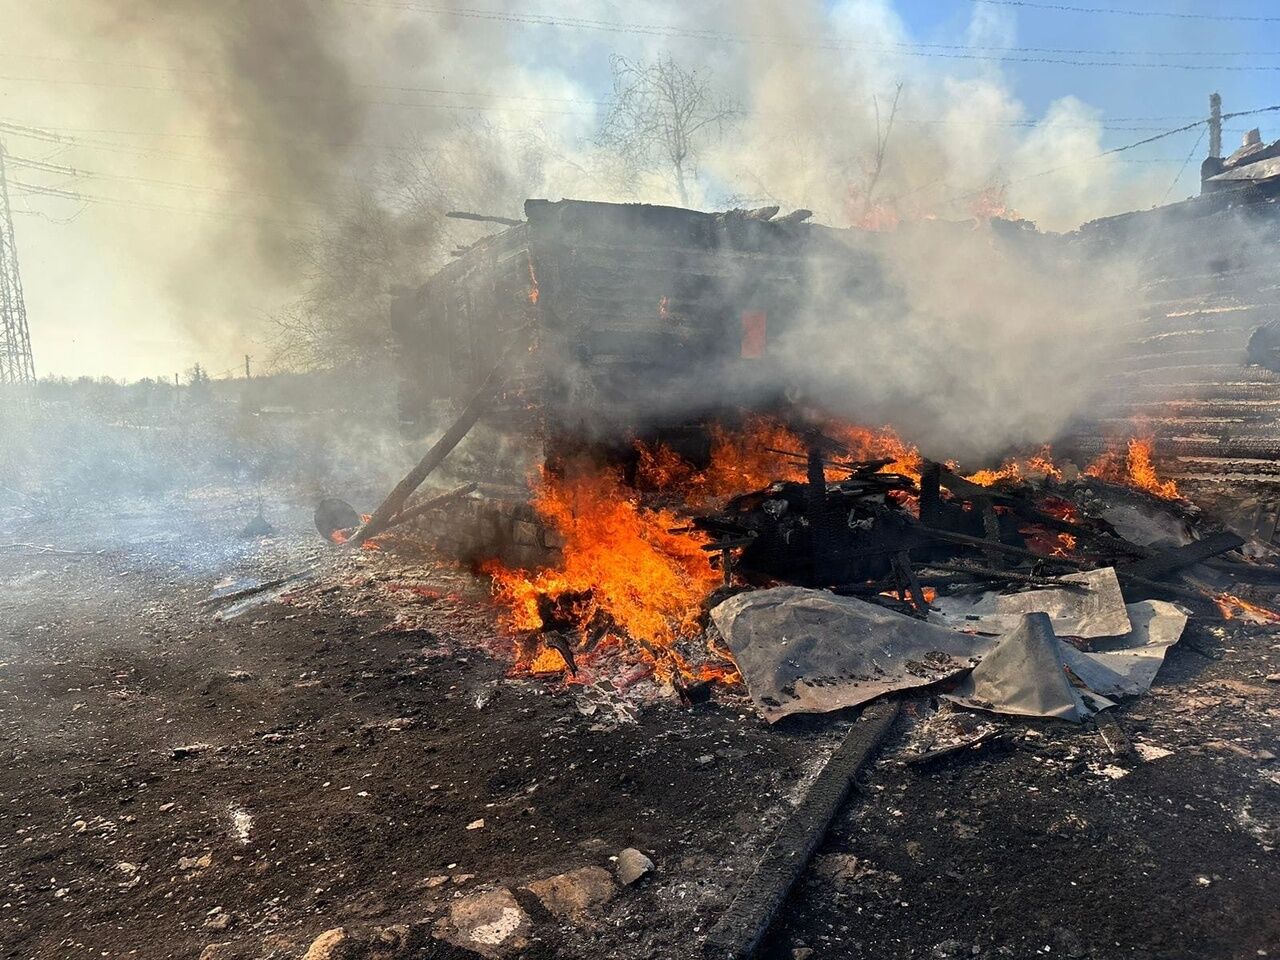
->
0 139 36 385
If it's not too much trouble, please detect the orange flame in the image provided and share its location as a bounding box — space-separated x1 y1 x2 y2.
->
1085 438 1180 500
635 416 921 502
527 256 540 304
486 463 723 679
966 446 1063 488
1215 593 1280 623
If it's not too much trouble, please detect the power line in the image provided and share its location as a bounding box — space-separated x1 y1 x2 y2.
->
320 0 1280 64
9 179 307 227
4 152 296 204
1161 124 1206 204
11 34 1280 65
968 0 1280 22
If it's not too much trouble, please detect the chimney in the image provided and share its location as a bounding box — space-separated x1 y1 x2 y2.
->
1209 92 1222 159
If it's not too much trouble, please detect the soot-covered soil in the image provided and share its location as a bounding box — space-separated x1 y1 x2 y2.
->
1 489 1279 960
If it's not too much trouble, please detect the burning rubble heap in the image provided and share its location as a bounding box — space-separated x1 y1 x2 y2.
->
328 412 1280 715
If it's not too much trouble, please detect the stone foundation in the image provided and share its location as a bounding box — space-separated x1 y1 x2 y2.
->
407 490 561 570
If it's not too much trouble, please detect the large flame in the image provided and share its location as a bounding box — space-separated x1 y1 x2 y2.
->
486 463 723 679
1085 438 1180 500
636 415 921 500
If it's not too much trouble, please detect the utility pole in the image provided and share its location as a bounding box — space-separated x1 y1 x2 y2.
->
244 354 251 378
0 138 36 385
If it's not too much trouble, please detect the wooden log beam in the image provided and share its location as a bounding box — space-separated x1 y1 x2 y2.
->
702 701 900 960
1116 531 1245 581
346 364 504 547
445 211 522 227
383 482 479 532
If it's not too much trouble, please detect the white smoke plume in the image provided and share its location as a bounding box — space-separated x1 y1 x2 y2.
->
5 0 1178 454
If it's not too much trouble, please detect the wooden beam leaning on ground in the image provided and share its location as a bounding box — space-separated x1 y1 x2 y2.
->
345 359 508 548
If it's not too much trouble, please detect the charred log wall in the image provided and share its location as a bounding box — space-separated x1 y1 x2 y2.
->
1070 198 1280 486
391 199 880 439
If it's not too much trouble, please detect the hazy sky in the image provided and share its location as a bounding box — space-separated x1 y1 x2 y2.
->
2 0 1279 381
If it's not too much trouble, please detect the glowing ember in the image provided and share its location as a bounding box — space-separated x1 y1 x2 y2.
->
1086 438 1180 500
1020 496 1081 557
329 514 383 551
486 463 722 678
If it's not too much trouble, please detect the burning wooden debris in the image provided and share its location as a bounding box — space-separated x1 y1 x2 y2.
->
334 401 1279 716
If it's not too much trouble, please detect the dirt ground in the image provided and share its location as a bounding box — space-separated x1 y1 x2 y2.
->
2 487 1279 960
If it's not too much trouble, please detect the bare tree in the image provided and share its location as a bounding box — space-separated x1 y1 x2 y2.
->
862 82 903 215
596 54 738 207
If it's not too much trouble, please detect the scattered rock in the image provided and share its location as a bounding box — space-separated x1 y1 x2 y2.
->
171 743 212 759
466 818 485 830
302 927 354 960
615 848 654 886
203 910 231 931
419 875 449 889
526 866 617 919
434 887 531 958
1266 674 1280 683
178 852 213 871
793 948 815 960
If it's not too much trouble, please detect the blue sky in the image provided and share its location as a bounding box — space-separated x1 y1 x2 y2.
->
896 0 1280 168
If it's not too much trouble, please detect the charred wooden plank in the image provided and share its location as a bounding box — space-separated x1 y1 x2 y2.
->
446 211 523 227
1116 531 1245 581
893 550 931 614
384 482 479 532
702 701 900 960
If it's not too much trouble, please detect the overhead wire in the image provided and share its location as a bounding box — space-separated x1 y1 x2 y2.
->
967 1 1280 23
315 0 1280 66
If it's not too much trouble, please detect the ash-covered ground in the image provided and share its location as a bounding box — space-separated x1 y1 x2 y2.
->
2 482 1278 960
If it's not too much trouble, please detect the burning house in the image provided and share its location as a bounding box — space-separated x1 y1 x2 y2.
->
390 198 886 447
363 188 1280 693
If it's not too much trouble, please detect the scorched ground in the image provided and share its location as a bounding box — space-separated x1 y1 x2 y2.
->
1 483 1279 960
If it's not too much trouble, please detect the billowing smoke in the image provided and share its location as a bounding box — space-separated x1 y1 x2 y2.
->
11 0 1180 455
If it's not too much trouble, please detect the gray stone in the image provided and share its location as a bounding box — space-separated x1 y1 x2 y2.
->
615 848 655 885
511 519 542 547
433 887 531 958
301 927 354 960
526 866 617 918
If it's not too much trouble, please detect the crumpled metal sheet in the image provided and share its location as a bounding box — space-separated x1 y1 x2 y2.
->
710 586 993 723
942 601 1186 720
943 613 1103 722
930 567 1132 639
1058 600 1187 698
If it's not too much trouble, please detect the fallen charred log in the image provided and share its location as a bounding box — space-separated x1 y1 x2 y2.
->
703 701 901 960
